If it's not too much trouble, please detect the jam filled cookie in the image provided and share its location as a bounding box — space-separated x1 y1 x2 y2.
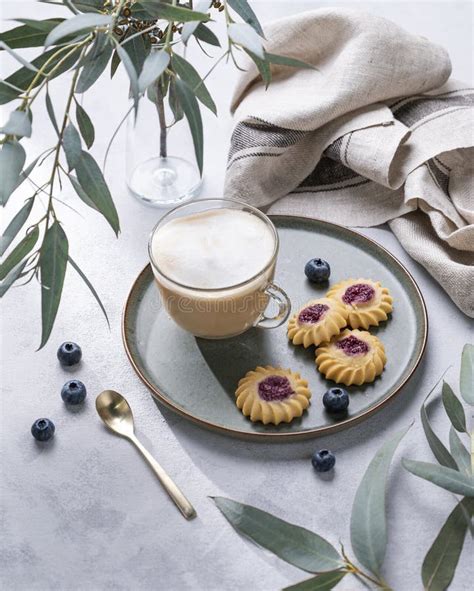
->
287 297 348 348
326 279 393 329
235 366 311 425
315 329 386 386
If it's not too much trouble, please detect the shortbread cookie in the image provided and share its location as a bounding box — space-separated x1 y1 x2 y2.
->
326 279 393 329
315 329 386 386
235 366 311 425
287 297 348 348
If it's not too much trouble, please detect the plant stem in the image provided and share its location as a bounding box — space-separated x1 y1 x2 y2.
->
155 81 167 158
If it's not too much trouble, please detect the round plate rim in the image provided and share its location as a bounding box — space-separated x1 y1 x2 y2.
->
122 214 428 441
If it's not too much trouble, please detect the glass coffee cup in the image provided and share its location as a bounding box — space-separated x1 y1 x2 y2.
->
148 199 291 339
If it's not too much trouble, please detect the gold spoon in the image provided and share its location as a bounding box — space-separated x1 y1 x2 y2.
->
96 390 196 520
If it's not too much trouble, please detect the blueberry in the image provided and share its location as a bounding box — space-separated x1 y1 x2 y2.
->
57 342 82 366
323 387 349 413
312 449 336 472
304 258 331 283
61 380 87 405
31 418 55 442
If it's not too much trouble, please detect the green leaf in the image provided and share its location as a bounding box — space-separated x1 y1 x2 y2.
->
422 498 473 591
442 382 467 433
174 78 203 175
138 49 169 93
172 54 216 114
283 571 347 591
45 13 112 46
0 41 38 71
193 23 220 47
402 459 474 497
76 38 113 93
63 122 82 170
228 22 264 59
74 151 120 235
350 427 409 577
110 49 120 78
12 152 44 194
116 44 139 112
0 19 63 49
168 78 184 123
0 259 27 298
1 199 34 256
69 173 97 210
244 49 271 88
0 109 32 138
421 398 458 470
75 101 95 149
212 497 343 573
0 226 39 281
460 344 474 406
181 1 212 44
68 255 109 326
121 32 150 78
71 0 105 12
39 221 69 349
449 428 471 475
132 2 210 22
0 46 81 105
45 89 60 134
227 0 264 37
265 52 315 70
0 141 26 205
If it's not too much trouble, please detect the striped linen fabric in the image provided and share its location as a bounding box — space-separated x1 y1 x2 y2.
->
224 9 474 317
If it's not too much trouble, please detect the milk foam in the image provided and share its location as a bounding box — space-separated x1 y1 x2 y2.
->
151 208 275 289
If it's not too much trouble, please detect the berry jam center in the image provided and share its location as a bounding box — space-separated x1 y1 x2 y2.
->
337 335 370 356
258 376 295 402
298 303 329 324
342 283 375 305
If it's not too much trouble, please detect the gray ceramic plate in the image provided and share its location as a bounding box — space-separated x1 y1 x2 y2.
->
123 215 427 441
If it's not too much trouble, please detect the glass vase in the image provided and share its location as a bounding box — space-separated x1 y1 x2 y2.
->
126 85 202 208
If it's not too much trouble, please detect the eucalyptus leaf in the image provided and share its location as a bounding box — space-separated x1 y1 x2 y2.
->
0 19 63 49
45 13 112 47
0 259 27 298
227 0 264 37
76 39 113 93
449 427 471 475
172 54 216 114
39 221 69 349
0 41 38 71
193 23 221 47
0 109 32 138
71 0 105 12
265 52 316 70
442 382 467 433
110 49 120 78
74 151 120 235
245 49 271 88
116 44 139 112
75 101 95 148
228 22 264 59
421 398 458 470
1 199 34 256
0 46 81 105
0 141 26 205
0 226 39 281
460 344 474 406
212 497 343 573
283 571 347 591
12 152 45 194
422 498 473 591
69 173 97 211
68 255 109 326
350 427 409 578
63 122 82 170
174 78 203 175
121 32 150 78
402 459 474 497
45 91 60 135
132 2 210 22
138 50 169 93
168 78 184 123
181 1 212 44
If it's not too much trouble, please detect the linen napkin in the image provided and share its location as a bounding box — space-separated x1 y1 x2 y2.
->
224 8 474 317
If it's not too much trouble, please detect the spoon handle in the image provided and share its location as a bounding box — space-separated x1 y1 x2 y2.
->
130 436 196 520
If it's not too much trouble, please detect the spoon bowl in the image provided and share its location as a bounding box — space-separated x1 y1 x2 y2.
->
96 389 135 438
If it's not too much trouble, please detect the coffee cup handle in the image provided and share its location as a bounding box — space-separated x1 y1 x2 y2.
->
255 282 291 330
